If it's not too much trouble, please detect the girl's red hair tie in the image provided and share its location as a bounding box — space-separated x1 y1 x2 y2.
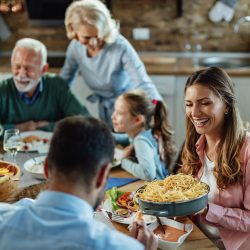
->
152 99 158 105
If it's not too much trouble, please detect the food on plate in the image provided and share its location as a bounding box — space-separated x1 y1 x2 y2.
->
0 161 20 180
115 208 131 218
136 173 209 202
153 224 186 242
22 135 43 143
21 135 50 151
116 192 132 208
106 187 139 213
127 200 139 212
28 161 44 174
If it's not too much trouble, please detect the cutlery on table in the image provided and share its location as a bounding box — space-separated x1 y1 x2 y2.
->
156 216 166 234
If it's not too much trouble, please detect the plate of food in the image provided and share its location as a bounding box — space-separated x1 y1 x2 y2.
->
103 187 156 225
23 156 46 179
19 131 52 154
111 148 123 168
0 160 21 181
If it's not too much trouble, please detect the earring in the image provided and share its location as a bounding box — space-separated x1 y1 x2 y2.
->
225 111 228 115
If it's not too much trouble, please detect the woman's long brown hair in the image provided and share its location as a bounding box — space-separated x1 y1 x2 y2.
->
181 67 246 189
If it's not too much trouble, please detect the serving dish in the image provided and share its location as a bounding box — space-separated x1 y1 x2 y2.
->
136 185 209 217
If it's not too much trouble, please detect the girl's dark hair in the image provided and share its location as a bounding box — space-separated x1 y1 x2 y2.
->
121 90 175 168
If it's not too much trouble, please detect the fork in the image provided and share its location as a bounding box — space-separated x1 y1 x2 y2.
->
100 209 125 223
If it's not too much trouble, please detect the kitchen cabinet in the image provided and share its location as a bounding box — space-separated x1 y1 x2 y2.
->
150 75 176 130
173 76 187 149
231 77 250 125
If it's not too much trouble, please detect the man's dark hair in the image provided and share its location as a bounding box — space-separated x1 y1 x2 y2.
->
47 116 115 187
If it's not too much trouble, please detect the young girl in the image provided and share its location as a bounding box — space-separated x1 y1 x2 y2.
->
112 90 175 180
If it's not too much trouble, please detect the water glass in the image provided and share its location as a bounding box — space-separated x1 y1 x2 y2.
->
3 129 22 164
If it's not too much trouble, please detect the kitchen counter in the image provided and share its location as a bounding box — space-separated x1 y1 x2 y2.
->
139 52 250 76
1 51 250 76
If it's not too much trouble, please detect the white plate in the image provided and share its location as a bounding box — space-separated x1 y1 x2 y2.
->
23 155 46 179
112 148 123 168
20 130 52 154
102 199 156 225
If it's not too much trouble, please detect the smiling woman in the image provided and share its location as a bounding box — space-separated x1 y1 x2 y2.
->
181 67 250 250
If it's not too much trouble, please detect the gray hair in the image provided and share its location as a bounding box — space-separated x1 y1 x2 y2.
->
65 0 119 43
12 38 47 67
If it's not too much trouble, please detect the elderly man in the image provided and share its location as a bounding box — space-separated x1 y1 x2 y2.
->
0 116 157 250
0 38 89 132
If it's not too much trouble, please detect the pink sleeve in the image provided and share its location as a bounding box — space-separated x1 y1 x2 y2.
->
205 144 250 232
205 203 250 232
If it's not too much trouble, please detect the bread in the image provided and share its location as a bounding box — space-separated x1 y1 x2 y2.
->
135 210 144 222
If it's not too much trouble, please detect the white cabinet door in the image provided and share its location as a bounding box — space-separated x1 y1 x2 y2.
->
231 77 250 124
174 76 188 149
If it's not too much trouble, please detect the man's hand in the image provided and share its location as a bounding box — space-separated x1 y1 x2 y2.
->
131 221 158 250
16 120 49 132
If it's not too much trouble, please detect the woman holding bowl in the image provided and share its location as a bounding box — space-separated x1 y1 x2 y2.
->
181 67 250 250
60 0 161 128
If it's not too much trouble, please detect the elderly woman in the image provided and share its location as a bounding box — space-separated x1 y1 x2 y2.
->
60 0 161 128
181 67 250 250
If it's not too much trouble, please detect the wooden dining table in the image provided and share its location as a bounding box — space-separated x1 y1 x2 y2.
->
1 146 218 250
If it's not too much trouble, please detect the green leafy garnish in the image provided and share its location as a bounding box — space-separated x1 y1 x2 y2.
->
106 187 125 211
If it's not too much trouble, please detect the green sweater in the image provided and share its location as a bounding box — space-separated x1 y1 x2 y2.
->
0 73 89 132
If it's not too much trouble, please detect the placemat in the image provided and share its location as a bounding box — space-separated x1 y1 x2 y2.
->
105 177 139 190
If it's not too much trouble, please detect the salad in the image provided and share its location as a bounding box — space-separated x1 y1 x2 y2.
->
106 187 139 218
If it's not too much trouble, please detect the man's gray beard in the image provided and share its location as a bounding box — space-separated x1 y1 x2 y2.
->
14 77 40 93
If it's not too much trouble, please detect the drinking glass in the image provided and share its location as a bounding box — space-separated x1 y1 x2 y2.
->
3 129 22 164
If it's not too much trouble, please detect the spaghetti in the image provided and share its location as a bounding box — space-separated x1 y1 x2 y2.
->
136 173 209 202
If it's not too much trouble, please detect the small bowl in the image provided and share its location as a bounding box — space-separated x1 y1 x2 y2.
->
148 218 193 250
23 156 46 179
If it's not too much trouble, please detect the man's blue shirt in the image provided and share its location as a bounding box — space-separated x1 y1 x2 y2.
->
0 191 143 250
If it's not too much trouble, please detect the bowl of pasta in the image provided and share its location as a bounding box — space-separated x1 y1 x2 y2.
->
135 173 209 217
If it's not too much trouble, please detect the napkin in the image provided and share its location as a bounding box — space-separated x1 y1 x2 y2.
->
105 177 139 190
